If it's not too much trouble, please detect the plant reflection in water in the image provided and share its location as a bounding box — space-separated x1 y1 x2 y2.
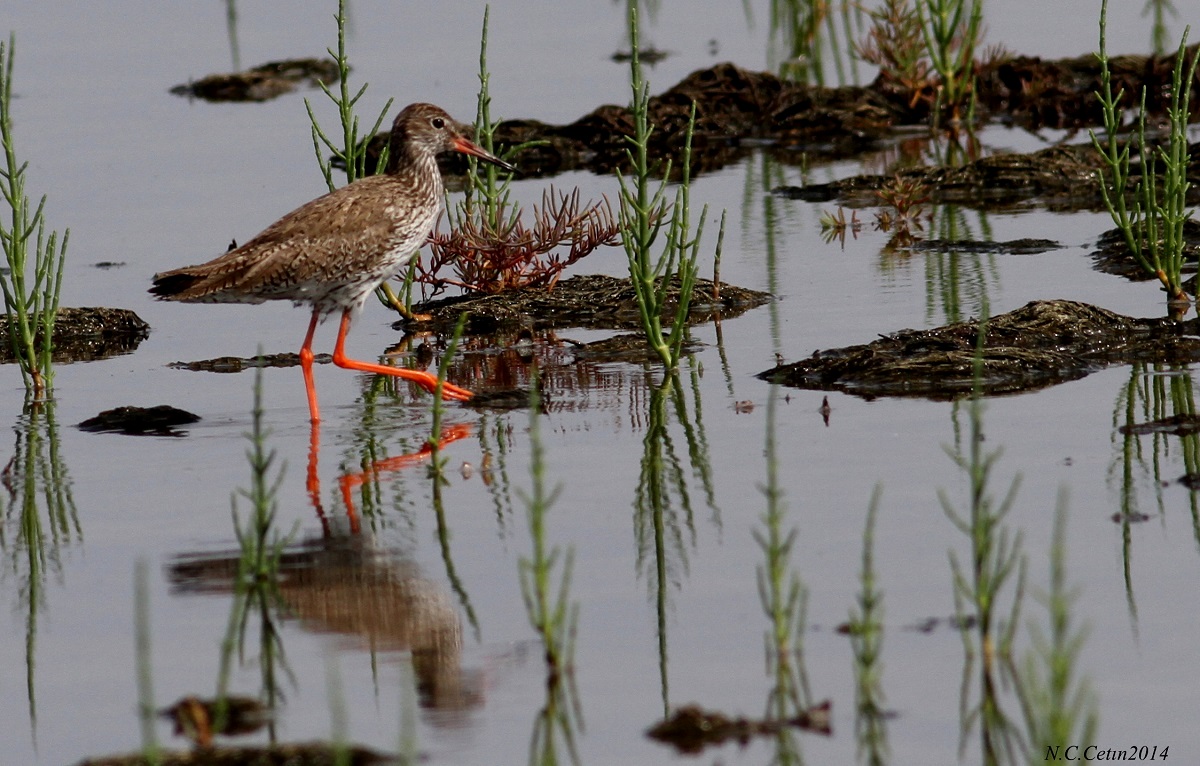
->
1 401 77 737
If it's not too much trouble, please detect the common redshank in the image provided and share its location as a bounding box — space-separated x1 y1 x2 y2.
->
150 103 514 423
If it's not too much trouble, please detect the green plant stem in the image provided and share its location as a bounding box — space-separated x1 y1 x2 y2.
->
304 0 403 319
305 0 392 189
918 0 982 126
617 3 717 370
0 34 68 401
1090 0 1196 306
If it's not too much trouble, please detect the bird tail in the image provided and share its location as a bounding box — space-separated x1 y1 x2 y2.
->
148 270 204 299
149 254 265 303
150 238 259 302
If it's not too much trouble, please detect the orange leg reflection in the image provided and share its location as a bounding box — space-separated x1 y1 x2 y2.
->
306 419 473 534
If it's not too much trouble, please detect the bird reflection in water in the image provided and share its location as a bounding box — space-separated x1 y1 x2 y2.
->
169 418 482 723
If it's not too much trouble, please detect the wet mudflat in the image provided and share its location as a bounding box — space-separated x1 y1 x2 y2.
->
4 2 1200 765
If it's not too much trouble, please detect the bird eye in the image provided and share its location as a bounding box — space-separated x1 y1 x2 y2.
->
431 117 445 129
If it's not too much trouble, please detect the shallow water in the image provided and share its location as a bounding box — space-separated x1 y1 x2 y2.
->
3 1 1199 764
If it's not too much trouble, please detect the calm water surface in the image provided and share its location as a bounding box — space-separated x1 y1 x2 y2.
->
3 1 1198 764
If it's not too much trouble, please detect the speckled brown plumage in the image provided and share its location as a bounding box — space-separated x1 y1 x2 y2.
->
150 102 514 422
153 103 490 317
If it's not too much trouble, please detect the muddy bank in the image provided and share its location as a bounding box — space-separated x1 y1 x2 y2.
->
776 140 1200 213
164 275 766 386
170 58 340 102
367 46 1200 181
1089 219 1200 282
406 273 769 333
0 307 149 364
759 299 1200 400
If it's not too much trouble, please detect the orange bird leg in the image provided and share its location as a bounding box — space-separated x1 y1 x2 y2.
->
300 309 322 423
330 310 474 402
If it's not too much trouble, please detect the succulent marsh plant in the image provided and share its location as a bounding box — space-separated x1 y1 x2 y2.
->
0 35 69 402
857 0 982 131
617 4 724 370
1090 0 1198 309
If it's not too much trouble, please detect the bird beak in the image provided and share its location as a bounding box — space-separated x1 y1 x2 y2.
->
453 136 516 172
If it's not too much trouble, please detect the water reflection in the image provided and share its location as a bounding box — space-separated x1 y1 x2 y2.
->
1019 496 1099 761
520 380 583 766
166 375 485 751
397 328 642 418
939 320 1055 764
634 363 718 712
304 376 485 642
918 204 997 325
756 384 820 765
0 402 77 736
755 130 821 763
355 326 702 441
943 386 1028 764
883 132 998 326
1112 363 1200 620
223 0 240 72
477 412 518 534
849 487 889 766
759 0 865 85
169 527 478 714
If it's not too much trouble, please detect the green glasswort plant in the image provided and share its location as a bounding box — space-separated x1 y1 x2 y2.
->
764 0 865 86
305 0 391 189
617 5 717 370
857 0 981 130
857 0 931 104
917 0 983 129
399 5 512 313
464 6 510 235
1090 0 1198 307
1145 0 1179 56
0 35 69 402
304 0 400 314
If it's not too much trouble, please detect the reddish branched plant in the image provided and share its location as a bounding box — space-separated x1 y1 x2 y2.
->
874 174 930 248
856 0 933 108
419 187 621 296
